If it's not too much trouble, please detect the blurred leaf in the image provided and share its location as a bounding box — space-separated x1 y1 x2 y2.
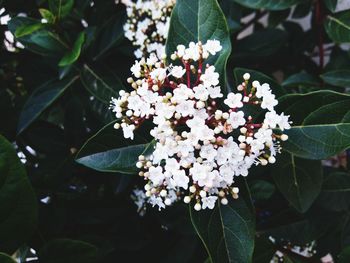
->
17 76 79 134
59 32 85 67
321 69 350 87
234 29 288 58
15 22 45 37
268 9 291 27
325 10 350 43
80 64 124 104
232 0 303 10
0 135 37 254
317 172 350 212
271 152 323 212
38 239 98 263
324 0 338 12
9 16 68 56
277 90 350 159
282 72 321 87
39 8 55 23
234 68 286 98
292 2 312 18
339 246 350 263
166 0 231 92
76 142 154 174
49 0 74 20
253 237 275 263
249 180 275 201
0 253 16 263
190 184 255 263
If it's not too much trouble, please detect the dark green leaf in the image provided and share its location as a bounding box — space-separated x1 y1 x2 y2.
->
282 72 321 87
17 76 79 134
0 135 37 254
49 0 74 19
0 253 16 263
324 0 338 12
271 152 323 212
268 9 291 27
234 68 286 98
190 185 255 263
321 69 350 87
325 10 350 43
59 32 85 67
166 0 231 91
253 237 275 263
76 143 153 173
277 90 350 159
38 239 98 263
317 172 350 212
232 0 303 10
249 180 275 201
339 246 350 263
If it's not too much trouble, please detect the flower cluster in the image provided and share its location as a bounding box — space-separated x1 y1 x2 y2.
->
110 40 291 211
120 0 176 58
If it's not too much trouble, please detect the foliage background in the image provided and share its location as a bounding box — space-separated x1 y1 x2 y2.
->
1 0 350 262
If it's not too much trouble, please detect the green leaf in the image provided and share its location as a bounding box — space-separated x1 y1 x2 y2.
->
232 0 303 10
253 237 276 263
271 152 323 213
0 135 37 254
234 68 286 98
59 32 86 67
0 253 16 263
321 69 350 87
324 0 338 12
15 22 45 37
317 172 350 212
339 246 350 263
39 8 55 23
49 0 74 19
325 10 350 43
9 17 68 56
17 76 79 134
76 143 153 173
190 184 255 263
249 180 275 201
166 0 231 91
282 72 321 87
38 239 98 263
80 64 124 104
277 90 350 159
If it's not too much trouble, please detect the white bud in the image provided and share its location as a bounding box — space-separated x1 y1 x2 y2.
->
268 156 276 164
145 190 151 197
281 134 289 141
144 184 151 191
243 96 249 103
136 162 143 168
189 186 196 193
243 73 250 81
221 198 228 205
194 203 202 211
171 53 177 60
164 198 172 206
260 159 268 166
222 112 229 119
252 80 260 88
240 127 247 134
232 187 239 194
199 190 207 198
184 196 191 203
160 189 167 197
114 123 120 129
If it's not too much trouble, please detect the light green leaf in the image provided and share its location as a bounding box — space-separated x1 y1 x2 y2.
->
15 22 45 38
17 76 79 134
321 69 350 87
190 183 255 263
325 10 350 43
271 152 322 213
0 135 37 254
59 32 86 67
49 0 74 20
39 8 55 23
277 90 350 159
232 0 303 10
166 0 231 92
0 253 16 263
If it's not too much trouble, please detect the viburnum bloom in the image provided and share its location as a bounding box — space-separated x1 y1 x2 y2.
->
110 40 291 211
120 0 176 58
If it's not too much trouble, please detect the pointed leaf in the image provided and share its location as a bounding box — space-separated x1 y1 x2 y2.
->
232 0 303 10
325 10 350 43
321 69 350 87
0 253 16 263
59 32 86 67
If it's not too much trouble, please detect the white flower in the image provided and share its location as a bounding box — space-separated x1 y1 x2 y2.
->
200 144 217 161
172 169 189 189
122 124 135 140
176 100 195 117
204 39 222 55
193 85 209 101
261 94 278 111
224 93 243 108
149 166 165 186
170 65 186 78
201 196 218 209
200 66 219 87
256 83 271 99
278 113 291 131
228 111 246 129
264 111 280 129
207 86 223 98
130 60 142 77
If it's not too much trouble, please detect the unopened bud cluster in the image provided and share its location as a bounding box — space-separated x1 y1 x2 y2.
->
120 0 176 58
110 40 291 211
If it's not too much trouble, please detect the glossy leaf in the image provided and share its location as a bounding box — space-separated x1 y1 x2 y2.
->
282 72 321 87
0 253 16 263
15 22 45 37
49 0 74 19
166 0 231 91
253 237 275 263
76 141 154 174
17 76 79 134
39 239 98 263
324 0 338 12
190 186 255 263
0 135 37 254
232 0 303 10
39 8 55 23
321 69 350 87
59 32 86 67
325 10 350 43
277 90 350 159
271 152 322 212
